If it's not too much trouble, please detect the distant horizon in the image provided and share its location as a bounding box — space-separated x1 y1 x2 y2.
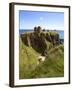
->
20 28 64 31
19 11 64 30
19 29 64 39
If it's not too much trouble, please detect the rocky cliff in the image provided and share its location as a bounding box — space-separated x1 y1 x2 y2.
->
20 26 61 56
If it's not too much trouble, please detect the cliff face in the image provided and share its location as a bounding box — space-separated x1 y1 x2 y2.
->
19 26 64 79
21 26 61 56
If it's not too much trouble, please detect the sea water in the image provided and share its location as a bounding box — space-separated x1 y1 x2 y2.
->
19 29 64 40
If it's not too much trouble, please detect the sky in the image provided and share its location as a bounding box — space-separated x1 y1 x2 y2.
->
19 10 64 30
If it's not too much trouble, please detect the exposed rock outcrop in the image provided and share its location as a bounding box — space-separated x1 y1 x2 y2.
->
20 26 61 56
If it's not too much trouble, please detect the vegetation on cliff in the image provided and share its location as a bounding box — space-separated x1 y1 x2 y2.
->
19 26 64 79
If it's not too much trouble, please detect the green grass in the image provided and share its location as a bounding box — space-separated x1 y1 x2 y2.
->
30 45 64 78
19 38 40 79
19 37 64 79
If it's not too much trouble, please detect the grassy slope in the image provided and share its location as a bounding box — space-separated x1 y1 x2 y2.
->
19 38 40 79
19 38 64 79
30 45 64 78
